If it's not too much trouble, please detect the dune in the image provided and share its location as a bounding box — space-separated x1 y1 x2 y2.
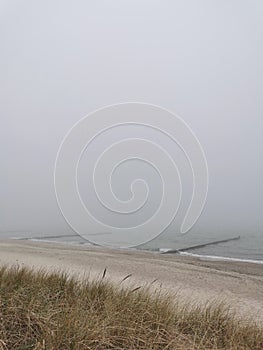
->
0 239 262 323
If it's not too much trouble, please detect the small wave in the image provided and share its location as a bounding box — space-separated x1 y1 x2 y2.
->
178 251 263 265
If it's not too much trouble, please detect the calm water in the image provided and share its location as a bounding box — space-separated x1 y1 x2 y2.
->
145 231 263 261
0 231 262 262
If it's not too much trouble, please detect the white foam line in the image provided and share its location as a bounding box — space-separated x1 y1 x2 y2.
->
179 251 263 265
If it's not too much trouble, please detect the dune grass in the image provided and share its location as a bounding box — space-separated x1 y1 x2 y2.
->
0 266 262 349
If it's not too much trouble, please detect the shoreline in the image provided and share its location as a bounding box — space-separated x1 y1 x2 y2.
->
176 250 263 265
0 239 263 323
13 237 263 265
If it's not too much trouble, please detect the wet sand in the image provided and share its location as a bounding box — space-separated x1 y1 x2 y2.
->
0 239 262 323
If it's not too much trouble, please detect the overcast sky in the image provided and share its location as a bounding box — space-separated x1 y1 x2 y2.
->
1 1 263 243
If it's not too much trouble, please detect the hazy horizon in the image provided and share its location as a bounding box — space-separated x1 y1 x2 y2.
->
1 1 263 253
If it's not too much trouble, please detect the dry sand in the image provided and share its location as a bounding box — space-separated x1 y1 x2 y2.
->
0 239 262 323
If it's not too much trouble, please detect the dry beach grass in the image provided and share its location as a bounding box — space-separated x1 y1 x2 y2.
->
0 266 263 350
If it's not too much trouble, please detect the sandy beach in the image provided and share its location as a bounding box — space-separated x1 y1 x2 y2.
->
0 239 262 323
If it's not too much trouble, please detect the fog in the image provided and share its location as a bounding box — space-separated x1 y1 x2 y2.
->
1 1 263 248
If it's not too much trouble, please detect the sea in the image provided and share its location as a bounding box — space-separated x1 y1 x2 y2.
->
0 230 262 264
